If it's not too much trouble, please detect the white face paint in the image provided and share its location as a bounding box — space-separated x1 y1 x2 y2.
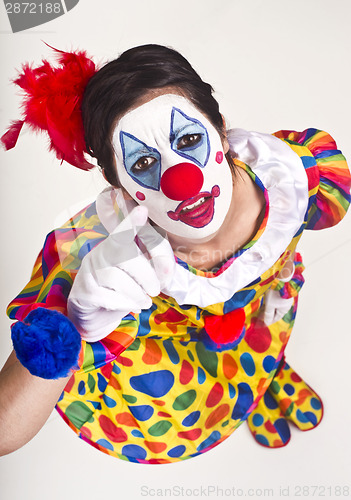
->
112 94 233 239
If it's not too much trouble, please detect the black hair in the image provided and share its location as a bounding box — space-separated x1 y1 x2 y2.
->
82 44 234 187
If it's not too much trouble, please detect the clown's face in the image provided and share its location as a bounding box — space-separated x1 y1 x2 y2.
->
112 94 233 239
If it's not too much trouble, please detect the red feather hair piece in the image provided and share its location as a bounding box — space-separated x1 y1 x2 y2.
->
1 47 97 170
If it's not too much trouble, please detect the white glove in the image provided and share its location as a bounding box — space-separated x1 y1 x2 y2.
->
261 263 295 326
67 206 175 342
261 289 294 326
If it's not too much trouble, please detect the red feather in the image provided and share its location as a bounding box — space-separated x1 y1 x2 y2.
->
1 46 97 170
1 120 24 150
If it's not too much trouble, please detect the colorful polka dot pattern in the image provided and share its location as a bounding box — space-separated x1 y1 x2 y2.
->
56 254 305 463
7 129 350 462
56 307 294 463
247 361 323 447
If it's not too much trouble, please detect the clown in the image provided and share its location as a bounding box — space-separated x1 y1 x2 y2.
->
0 45 350 462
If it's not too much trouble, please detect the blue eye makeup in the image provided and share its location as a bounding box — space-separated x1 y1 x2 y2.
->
170 107 210 167
120 131 161 191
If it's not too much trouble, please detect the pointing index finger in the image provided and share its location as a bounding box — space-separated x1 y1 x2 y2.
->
110 205 149 239
136 221 176 288
96 206 149 268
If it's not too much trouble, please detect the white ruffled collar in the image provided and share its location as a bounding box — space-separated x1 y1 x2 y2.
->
96 128 309 308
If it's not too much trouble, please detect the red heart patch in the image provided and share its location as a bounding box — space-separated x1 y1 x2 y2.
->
204 308 246 344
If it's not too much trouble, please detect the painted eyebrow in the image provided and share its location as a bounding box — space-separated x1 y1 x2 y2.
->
170 122 204 139
174 123 202 132
125 147 153 157
120 132 158 159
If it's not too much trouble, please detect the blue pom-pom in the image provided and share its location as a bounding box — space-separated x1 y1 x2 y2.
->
11 308 81 379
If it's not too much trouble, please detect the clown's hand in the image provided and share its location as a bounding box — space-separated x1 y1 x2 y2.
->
67 206 176 342
261 260 296 326
261 289 294 326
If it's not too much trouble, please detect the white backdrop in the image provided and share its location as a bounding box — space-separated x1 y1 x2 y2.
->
0 1 350 499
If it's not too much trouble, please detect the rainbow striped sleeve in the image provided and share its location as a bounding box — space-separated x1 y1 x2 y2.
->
274 128 351 230
6 201 139 373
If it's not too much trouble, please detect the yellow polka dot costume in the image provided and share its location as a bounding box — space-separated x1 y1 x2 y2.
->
7 128 350 463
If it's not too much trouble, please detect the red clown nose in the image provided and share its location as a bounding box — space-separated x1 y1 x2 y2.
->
160 163 204 201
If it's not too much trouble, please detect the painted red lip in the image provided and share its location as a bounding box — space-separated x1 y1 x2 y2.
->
167 185 220 228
